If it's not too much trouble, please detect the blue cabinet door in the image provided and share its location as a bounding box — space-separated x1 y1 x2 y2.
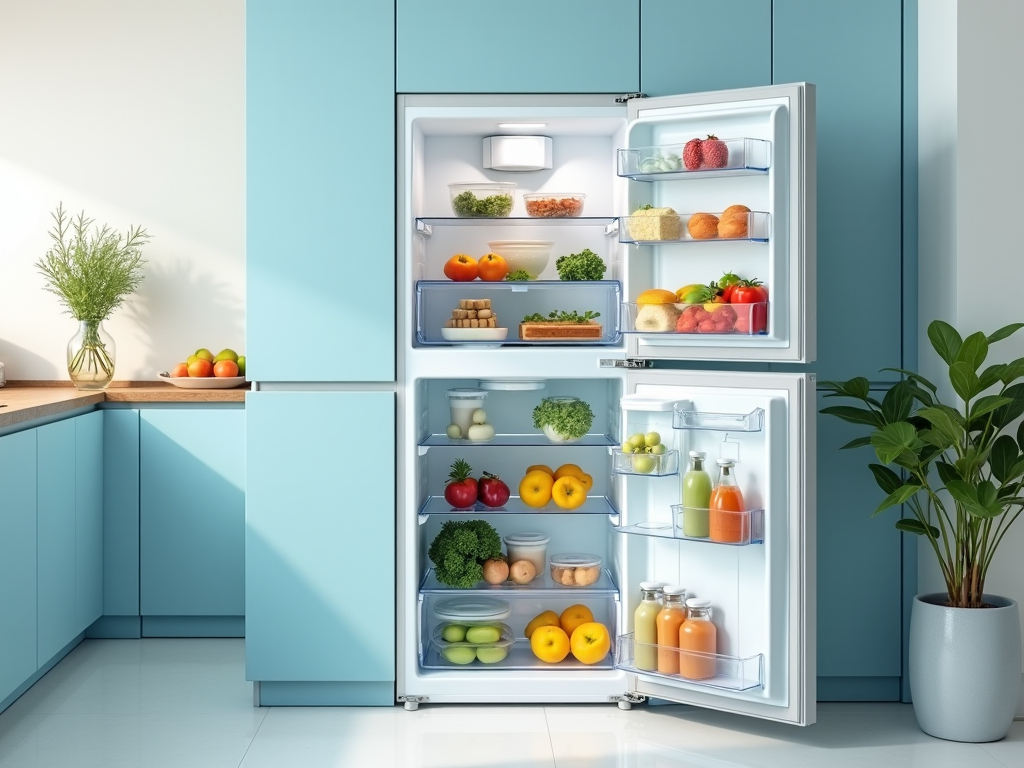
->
140 409 246 617
246 0 395 383
774 0 903 382
75 411 103 633
397 0 639 93
640 0 772 96
0 429 37 703
245 392 395 683
36 419 78 663
102 409 140 617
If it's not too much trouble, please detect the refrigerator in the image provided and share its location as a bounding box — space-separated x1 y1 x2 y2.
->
396 84 816 726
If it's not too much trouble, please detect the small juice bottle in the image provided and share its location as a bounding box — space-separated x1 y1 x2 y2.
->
679 597 717 680
656 585 687 675
633 581 664 671
709 459 747 543
681 450 712 538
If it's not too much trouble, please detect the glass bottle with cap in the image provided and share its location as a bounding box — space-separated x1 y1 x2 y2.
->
709 458 747 543
656 585 687 675
679 597 717 680
681 450 712 538
633 581 665 671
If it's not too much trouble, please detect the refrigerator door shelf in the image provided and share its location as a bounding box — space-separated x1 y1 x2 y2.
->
615 633 764 693
673 407 765 432
617 138 772 181
419 432 617 448
612 448 680 476
416 216 618 232
618 212 771 244
622 302 769 337
614 507 765 546
422 638 616 671
419 567 618 596
418 494 619 520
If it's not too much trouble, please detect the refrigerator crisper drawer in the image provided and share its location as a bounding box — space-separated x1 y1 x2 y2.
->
416 280 621 345
615 633 764 692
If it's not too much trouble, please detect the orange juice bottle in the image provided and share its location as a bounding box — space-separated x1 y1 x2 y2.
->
709 459 747 543
656 585 687 675
679 597 717 679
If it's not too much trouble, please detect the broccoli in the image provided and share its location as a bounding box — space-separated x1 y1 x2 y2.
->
428 519 503 588
555 248 606 281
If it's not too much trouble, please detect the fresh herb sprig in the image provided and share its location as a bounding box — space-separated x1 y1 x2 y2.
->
522 310 601 324
554 248 606 281
451 191 513 217
505 269 531 281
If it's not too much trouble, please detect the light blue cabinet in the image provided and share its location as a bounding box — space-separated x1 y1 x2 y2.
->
640 0 771 96
36 419 78 663
773 0 903 382
246 391 395 695
246 0 395 383
397 0 640 93
0 430 37 704
75 411 103 633
101 409 140 618
140 409 245 620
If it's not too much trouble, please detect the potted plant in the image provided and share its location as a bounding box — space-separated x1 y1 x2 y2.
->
36 203 151 389
532 396 595 444
821 319 1024 742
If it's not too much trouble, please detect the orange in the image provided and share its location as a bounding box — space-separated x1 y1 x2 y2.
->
187 359 213 377
519 470 554 508
169 363 189 377
637 288 679 305
551 475 587 509
526 464 554 477
578 473 594 493
560 604 594 637
213 360 239 377
524 610 561 640
553 463 585 480
530 625 570 663
570 622 611 665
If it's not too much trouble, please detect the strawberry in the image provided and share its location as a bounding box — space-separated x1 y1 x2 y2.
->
683 138 702 170
701 134 729 168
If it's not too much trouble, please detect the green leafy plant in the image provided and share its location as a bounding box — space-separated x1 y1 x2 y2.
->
554 248 606 281
427 519 503 588
532 397 595 442
504 269 531 282
821 320 1024 608
521 310 601 324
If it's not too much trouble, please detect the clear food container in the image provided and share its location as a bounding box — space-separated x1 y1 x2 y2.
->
432 596 512 625
612 449 680 476
448 182 516 217
503 532 549 574
549 553 602 586
621 302 769 335
486 240 554 279
431 623 515 665
522 193 586 218
446 387 488 437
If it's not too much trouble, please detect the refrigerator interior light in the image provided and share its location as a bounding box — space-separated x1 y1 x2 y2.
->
483 135 553 171
497 123 547 129
478 378 547 391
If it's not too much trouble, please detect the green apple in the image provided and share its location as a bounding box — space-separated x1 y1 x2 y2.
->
628 433 646 450
441 646 477 665
621 441 632 453
465 625 501 644
651 443 667 455
645 431 662 447
632 454 658 474
441 624 467 642
214 348 238 363
475 646 509 664
186 354 201 365
236 355 246 376
195 348 215 363
446 424 463 439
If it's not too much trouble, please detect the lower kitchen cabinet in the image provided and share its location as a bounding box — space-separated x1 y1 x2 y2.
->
75 411 103 632
0 430 38 704
140 408 246 633
245 391 395 704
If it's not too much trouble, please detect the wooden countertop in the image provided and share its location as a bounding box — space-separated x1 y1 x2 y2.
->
0 382 248 430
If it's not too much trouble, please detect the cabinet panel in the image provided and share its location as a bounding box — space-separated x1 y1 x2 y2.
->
140 409 245 616
75 411 103 632
397 0 639 93
102 409 139 615
773 0 903 381
0 430 37 703
246 392 395 683
816 392 901 681
37 419 78 662
246 0 395 382
640 0 771 97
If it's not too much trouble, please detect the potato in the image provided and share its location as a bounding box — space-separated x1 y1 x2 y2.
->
509 559 537 584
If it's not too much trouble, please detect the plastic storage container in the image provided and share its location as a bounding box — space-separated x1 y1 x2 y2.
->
431 597 514 665
549 554 602 586
503 532 549 574
522 193 586 218
612 449 679 476
446 387 488 437
621 302 768 335
448 182 516 217
486 240 554 279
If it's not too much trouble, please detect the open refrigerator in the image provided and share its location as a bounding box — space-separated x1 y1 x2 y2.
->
396 84 816 726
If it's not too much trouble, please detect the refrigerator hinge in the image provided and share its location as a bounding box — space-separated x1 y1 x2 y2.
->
615 93 647 104
610 692 646 710
600 359 653 369
399 694 429 711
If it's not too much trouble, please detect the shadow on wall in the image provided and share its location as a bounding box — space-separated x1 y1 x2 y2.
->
123 256 243 373
0 338 60 380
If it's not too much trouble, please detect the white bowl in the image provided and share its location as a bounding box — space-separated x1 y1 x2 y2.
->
158 373 246 389
486 240 553 279
441 327 509 342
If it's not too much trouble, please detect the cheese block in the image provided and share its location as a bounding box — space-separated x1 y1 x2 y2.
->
626 207 682 241
519 322 603 340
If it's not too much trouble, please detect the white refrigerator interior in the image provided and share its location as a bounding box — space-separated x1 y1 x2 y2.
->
396 86 815 725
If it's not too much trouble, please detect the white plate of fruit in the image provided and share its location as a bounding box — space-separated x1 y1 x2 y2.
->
159 347 247 389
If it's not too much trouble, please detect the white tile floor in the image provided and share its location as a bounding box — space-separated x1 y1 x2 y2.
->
0 639 1021 767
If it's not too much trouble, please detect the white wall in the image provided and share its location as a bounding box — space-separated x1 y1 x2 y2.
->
0 0 245 381
918 0 1024 705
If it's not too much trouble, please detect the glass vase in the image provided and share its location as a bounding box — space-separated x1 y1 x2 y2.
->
67 320 116 389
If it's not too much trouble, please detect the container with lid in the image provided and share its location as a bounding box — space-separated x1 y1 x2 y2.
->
431 623 514 665
448 182 516 217
549 553 603 587
446 387 488 437
503 532 549 575
433 596 511 625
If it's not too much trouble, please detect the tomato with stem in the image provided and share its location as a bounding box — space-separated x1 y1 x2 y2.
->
731 279 768 334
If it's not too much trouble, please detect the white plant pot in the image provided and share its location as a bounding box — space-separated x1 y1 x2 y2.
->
541 424 580 444
910 593 1021 742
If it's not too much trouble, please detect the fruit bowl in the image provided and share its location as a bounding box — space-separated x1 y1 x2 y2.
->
157 373 246 389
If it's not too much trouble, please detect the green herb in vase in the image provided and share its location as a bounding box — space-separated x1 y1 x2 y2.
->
35 204 151 389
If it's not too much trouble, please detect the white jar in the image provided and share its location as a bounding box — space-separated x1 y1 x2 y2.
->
503 532 550 574
446 387 487 436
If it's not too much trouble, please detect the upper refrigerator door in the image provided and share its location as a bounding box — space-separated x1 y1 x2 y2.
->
619 83 815 364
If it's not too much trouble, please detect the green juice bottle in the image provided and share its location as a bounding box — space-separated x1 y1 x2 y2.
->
681 450 712 537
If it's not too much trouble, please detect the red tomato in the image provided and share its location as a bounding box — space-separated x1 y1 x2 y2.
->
443 254 478 281
477 253 509 282
731 280 768 334
477 472 511 508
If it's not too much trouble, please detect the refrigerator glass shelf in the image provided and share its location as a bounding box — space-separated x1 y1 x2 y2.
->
619 212 770 244
621 302 768 336
613 508 765 546
420 567 618 596
612 448 679 476
420 432 617 448
673 407 765 431
419 495 619 519
615 633 764 692
420 637 615 671
416 217 618 234
616 138 771 181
